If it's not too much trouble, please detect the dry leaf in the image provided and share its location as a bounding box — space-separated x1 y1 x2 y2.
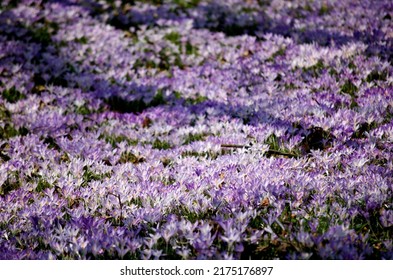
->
142 117 152 128
261 197 270 207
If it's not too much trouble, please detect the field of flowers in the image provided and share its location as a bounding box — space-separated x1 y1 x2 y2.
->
0 0 392 260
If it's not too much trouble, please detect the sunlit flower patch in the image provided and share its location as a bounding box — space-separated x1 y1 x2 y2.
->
0 0 392 259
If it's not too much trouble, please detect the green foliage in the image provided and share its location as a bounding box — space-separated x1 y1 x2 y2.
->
249 215 265 229
185 95 208 105
32 27 51 43
36 179 52 193
75 105 91 115
82 166 111 187
328 67 339 78
340 80 358 97
302 60 325 78
317 216 330 234
132 0 163 5
173 91 182 99
27 19 59 45
185 41 198 56
133 58 156 70
150 89 165 107
1 86 26 103
267 48 286 62
0 124 29 140
284 83 298 90
340 80 359 108
350 208 391 259
348 61 357 70
318 3 331 16
0 105 10 119
263 133 301 158
158 49 184 70
100 133 138 148
74 36 89 44
152 139 172 150
173 0 200 9
264 134 280 151
183 133 208 145
164 31 181 45
136 34 198 70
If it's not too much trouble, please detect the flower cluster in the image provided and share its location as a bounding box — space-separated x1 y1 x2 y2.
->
0 0 392 259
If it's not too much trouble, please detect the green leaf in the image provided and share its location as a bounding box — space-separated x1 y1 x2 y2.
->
152 139 172 150
36 179 52 193
1 86 26 103
164 32 181 46
340 80 358 97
